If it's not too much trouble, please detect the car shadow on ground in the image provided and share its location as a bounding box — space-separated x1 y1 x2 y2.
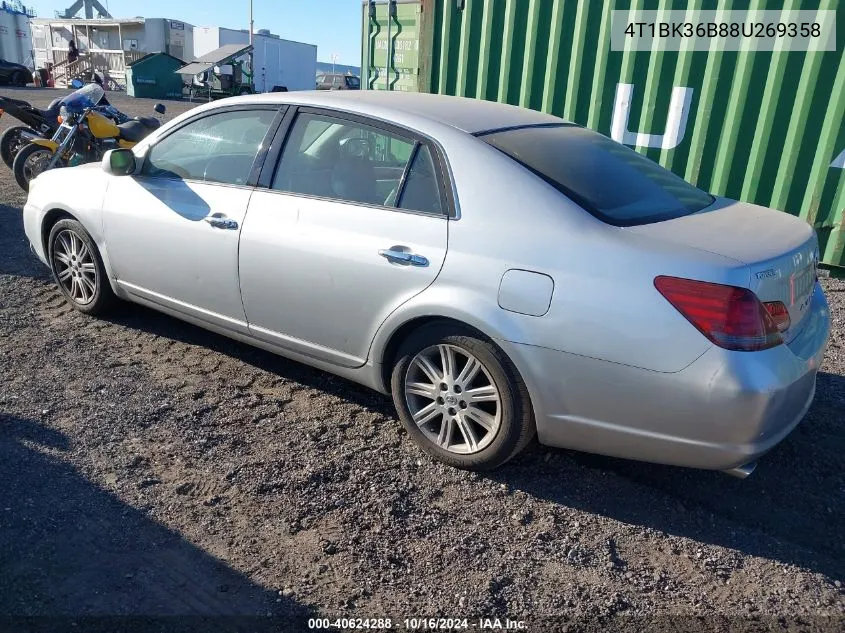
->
0 413 314 630
0 204 51 282
490 369 845 582
104 300 394 413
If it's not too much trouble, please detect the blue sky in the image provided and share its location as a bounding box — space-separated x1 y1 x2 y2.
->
27 0 363 64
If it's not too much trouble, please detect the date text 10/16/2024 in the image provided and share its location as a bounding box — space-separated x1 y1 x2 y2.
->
308 618 528 630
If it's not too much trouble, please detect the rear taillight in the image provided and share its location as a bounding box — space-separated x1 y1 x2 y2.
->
654 276 783 352
763 301 791 333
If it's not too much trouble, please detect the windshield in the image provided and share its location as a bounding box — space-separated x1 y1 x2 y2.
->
61 83 105 113
479 124 715 226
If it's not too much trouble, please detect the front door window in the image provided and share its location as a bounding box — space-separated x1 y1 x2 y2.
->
143 109 277 186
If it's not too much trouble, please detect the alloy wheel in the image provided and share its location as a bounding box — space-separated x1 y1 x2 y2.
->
52 229 97 305
404 344 502 454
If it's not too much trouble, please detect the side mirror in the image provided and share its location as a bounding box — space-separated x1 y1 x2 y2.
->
70 78 83 89
102 148 136 176
154 103 166 115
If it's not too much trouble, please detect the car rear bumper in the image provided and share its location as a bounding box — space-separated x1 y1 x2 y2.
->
504 282 830 471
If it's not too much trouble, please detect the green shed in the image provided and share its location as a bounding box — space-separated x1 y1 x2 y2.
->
126 52 185 100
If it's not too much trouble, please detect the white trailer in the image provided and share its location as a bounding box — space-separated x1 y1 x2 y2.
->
0 4 34 68
193 26 316 92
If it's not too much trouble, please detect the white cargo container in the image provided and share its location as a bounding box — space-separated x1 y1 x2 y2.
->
193 26 316 92
0 4 34 68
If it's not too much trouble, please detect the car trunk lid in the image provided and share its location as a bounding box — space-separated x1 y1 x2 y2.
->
626 198 819 341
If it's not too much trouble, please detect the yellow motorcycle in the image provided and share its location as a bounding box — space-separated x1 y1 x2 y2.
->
14 83 165 191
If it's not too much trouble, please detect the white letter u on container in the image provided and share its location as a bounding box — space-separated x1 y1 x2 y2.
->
610 83 694 150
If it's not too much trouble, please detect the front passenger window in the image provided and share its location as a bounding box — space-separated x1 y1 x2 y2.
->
143 109 276 186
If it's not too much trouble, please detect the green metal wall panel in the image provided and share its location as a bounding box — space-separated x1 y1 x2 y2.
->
363 0 845 268
362 0 425 91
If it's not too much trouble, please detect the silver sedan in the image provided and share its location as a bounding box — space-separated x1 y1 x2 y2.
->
22 91 830 476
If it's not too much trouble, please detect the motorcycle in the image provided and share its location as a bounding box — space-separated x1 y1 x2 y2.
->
0 94 63 169
13 83 165 191
0 83 132 171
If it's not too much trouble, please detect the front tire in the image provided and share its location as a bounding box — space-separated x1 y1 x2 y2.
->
0 126 35 169
48 219 116 316
391 322 535 471
10 70 26 86
13 143 61 192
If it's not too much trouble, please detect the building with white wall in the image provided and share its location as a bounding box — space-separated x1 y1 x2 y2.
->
31 16 193 62
0 1 35 67
30 16 192 87
193 26 316 92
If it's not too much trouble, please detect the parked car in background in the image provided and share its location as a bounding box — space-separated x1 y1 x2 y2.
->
0 58 31 86
21 92 830 477
316 73 360 90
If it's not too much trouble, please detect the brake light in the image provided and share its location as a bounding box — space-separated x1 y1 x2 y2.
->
654 276 783 352
763 301 791 333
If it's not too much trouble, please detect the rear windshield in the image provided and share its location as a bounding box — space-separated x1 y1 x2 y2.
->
479 124 714 226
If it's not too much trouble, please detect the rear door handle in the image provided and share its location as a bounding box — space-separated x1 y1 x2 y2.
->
379 248 429 267
204 213 239 230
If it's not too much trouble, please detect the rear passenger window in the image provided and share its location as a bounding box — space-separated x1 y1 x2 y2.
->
272 112 444 214
273 113 412 207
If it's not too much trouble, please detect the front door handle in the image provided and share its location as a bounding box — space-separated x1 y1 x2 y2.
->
379 248 429 267
204 213 238 230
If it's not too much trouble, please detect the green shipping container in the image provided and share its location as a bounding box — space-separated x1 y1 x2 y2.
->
361 0 845 270
126 52 185 100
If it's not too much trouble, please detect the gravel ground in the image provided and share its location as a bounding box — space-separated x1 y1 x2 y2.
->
0 88 844 632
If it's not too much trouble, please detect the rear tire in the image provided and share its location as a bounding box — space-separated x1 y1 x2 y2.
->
13 143 61 192
391 321 536 471
47 219 116 316
0 126 33 169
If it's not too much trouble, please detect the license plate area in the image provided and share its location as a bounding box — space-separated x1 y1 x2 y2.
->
790 265 815 314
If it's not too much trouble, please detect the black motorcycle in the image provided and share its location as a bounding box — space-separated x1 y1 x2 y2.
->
0 94 63 169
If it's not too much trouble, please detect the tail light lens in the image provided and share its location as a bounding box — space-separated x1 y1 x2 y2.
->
654 276 783 352
763 301 791 333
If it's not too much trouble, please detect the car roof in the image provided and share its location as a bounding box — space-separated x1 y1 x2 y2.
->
228 91 567 135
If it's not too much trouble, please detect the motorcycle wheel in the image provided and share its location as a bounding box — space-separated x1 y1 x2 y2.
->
0 126 35 169
13 143 64 192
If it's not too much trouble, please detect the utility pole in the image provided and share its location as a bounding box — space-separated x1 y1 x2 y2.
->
249 0 254 90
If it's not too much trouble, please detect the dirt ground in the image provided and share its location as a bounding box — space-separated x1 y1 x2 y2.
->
0 87 843 632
